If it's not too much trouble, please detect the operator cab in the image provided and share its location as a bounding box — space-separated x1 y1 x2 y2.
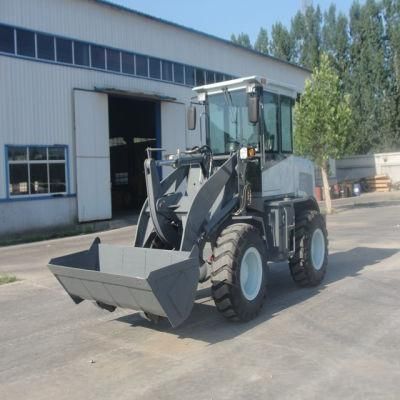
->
190 76 314 199
190 76 295 163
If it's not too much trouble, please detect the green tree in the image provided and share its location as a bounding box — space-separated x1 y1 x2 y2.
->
382 0 400 150
291 5 322 68
270 22 294 61
348 0 388 153
295 54 351 213
322 5 350 83
254 28 269 54
230 33 252 49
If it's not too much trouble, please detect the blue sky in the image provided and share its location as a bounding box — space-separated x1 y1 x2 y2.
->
109 0 358 43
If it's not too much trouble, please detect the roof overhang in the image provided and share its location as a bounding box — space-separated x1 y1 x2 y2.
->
94 87 177 102
193 76 266 94
193 76 298 99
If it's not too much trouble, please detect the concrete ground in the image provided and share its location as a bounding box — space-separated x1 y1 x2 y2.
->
320 190 400 212
1 204 400 399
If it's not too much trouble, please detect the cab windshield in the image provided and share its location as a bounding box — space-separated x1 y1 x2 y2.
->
207 90 259 155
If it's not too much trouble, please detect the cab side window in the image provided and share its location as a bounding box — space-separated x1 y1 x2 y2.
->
263 92 279 152
280 96 294 153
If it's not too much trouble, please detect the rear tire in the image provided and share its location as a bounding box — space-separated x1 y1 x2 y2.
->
211 223 267 321
289 210 328 287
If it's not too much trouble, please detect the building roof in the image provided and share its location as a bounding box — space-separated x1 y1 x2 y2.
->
94 0 311 74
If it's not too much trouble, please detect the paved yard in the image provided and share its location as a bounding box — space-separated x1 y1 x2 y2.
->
1 205 400 400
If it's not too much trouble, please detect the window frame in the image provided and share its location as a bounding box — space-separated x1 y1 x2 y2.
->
74 41 90 67
5 145 70 199
121 51 135 75
37 33 55 61
149 57 161 80
0 24 15 54
106 48 121 72
279 95 294 154
90 44 106 70
262 91 280 154
16 28 36 58
161 60 173 82
56 37 73 64
173 63 184 84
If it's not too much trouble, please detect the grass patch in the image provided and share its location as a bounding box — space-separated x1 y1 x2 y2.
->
0 274 17 285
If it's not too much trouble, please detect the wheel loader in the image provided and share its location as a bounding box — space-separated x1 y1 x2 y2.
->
48 76 328 327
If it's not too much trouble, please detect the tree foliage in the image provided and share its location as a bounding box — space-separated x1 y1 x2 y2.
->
294 54 352 167
254 28 269 54
230 0 400 154
295 55 352 213
269 22 293 61
230 33 252 49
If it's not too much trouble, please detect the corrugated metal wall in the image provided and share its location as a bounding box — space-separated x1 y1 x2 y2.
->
0 0 309 89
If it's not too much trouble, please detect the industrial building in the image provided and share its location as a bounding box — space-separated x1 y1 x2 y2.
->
0 0 310 237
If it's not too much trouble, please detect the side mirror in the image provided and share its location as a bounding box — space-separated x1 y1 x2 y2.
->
187 105 197 130
248 94 259 124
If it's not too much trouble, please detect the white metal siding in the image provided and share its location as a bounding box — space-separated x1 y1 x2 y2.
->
74 90 111 222
0 56 192 200
0 197 77 237
0 0 310 234
0 0 309 93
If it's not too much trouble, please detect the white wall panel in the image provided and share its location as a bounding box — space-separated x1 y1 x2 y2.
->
74 90 111 222
0 197 77 237
160 102 187 176
161 102 186 155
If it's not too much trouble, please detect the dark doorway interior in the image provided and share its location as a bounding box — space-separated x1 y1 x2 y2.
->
108 96 157 212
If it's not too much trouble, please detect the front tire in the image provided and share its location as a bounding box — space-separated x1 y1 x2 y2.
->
289 210 328 287
211 223 267 321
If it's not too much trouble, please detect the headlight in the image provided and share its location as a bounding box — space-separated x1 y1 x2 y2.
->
240 147 256 159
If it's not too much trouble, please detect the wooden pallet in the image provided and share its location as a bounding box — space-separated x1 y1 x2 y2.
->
363 175 391 192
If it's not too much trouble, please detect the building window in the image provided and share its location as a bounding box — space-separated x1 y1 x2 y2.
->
161 60 173 82
149 57 161 79
185 66 195 86
91 45 105 69
215 73 224 83
106 48 120 72
0 25 15 54
136 54 148 77
74 41 90 66
206 71 215 84
37 34 55 61
121 52 135 75
0 23 236 92
195 69 205 86
173 63 184 84
16 29 35 57
7 146 68 197
56 38 73 64
280 96 293 153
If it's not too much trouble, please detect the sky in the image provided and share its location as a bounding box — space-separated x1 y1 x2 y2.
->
108 0 359 43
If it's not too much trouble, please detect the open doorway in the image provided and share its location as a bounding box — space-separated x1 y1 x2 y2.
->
108 96 158 213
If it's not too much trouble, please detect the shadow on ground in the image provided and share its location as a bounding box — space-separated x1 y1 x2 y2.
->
116 246 398 344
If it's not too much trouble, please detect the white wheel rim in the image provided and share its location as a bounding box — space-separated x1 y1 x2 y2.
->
240 247 263 301
311 228 325 271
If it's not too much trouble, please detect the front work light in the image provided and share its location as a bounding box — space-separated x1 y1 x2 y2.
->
240 146 257 160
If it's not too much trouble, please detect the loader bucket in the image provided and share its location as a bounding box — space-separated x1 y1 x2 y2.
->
48 239 199 327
